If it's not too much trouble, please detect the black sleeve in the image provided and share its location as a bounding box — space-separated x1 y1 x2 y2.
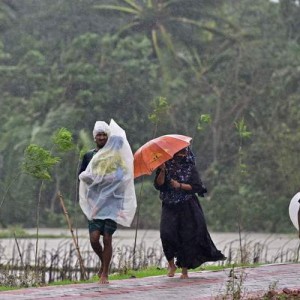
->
78 153 90 175
188 166 207 197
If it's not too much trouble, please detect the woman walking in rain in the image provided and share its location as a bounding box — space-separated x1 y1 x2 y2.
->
154 147 226 279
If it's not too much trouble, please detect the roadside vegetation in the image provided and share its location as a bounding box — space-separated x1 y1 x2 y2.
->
1 1 300 298
0 0 300 233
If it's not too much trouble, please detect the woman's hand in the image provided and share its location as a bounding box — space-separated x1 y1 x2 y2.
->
158 163 166 171
156 163 166 186
170 179 181 189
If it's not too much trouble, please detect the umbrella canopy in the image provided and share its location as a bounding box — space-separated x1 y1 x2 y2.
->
133 134 192 178
289 192 300 230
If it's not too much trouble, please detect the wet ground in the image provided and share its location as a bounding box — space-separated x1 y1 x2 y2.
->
1 263 299 299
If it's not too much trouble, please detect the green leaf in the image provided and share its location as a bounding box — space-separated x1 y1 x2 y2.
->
235 118 252 139
22 144 60 180
52 128 74 152
148 96 169 123
197 114 211 131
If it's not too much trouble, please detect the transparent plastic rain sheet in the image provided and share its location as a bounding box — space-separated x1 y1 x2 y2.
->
79 119 137 227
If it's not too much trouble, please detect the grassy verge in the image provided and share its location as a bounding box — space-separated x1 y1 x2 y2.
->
0 230 70 239
48 263 259 286
0 263 261 291
108 264 248 281
0 286 19 291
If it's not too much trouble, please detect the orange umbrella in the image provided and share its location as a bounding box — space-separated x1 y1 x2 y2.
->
133 134 192 178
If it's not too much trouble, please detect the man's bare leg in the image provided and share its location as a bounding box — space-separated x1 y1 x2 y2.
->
89 230 103 277
180 267 189 279
99 233 112 284
167 259 177 277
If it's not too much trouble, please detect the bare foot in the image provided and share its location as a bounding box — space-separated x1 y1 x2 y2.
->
167 265 177 277
180 268 188 279
99 274 109 284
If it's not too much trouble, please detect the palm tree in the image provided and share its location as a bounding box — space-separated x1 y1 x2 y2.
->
94 0 238 67
94 0 242 95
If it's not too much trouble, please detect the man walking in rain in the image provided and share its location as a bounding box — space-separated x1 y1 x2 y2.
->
79 120 137 284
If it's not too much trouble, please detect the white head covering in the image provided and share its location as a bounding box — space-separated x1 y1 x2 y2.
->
92 121 110 139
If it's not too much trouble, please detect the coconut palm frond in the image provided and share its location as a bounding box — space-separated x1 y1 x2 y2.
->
116 21 142 37
94 0 239 86
170 17 238 42
151 29 161 59
94 5 138 15
122 0 143 12
147 0 153 8
158 24 176 56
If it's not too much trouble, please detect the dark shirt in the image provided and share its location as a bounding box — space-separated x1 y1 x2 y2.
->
154 165 207 205
154 166 205 195
79 149 98 174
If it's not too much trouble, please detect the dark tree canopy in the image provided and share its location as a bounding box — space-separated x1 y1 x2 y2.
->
0 0 299 233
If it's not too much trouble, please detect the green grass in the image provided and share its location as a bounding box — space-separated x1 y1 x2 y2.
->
0 286 20 291
0 263 261 291
47 263 259 284
0 233 70 239
0 230 70 239
107 263 261 281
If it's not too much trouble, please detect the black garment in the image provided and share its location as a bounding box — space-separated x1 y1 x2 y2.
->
160 197 225 269
78 149 97 174
154 164 225 269
154 166 207 204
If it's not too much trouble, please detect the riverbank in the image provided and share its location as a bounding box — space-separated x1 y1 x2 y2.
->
1 229 299 263
1 228 299 285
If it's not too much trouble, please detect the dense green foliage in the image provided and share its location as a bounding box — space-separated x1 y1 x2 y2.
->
0 0 300 233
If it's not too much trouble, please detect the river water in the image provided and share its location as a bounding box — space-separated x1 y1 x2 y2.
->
1 228 299 266
1 228 299 283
